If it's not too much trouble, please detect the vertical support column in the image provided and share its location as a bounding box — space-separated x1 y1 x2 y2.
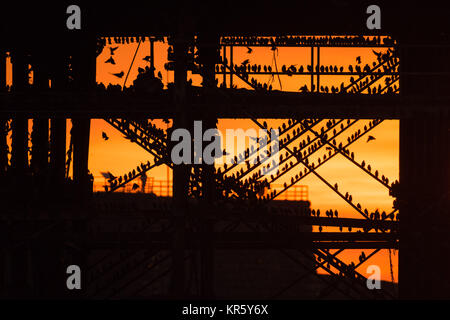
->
0 50 6 91
399 41 450 298
11 117 28 177
1 221 12 298
169 30 191 298
30 119 49 178
0 118 7 176
0 51 7 178
72 118 91 200
230 45 233 88
310 46 314 92
197 33 219 298
26 245 34 296
11 50 29 91
316 46 320 92
49 44 69 192
31 52 50 181
11 50 29 183
399 109 450 299
400 42 450 97
150 39 155 70
222 45 226 88
50 118 66 189
70 34 96 201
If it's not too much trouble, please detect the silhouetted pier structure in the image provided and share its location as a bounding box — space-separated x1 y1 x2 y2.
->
0 2 448 299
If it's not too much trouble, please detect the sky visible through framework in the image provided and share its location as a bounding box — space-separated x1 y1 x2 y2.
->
5 37 399 283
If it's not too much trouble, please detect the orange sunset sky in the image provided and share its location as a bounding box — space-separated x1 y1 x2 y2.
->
6 37 399 283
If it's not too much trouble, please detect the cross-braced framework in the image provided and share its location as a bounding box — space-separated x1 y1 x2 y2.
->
2 1 450 301
66 34 400 299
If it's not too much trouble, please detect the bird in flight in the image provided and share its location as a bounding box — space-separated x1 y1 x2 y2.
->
246 47 253 54
143 56 151 62
367 135 376 142
100 171 115 180
356 56 361 64
241 59 250 66
111 71 124 78
109 47 119 55
105 56 115 64
102 132 109 140
372 50 382 58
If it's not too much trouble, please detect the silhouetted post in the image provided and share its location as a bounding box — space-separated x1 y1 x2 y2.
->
0 119 6 176
11 51 29 90
31 54 50 186
222 45 226 87
400 110 450 298
1 221 12 298
10 117 28 178
0 52 7 178
400 39 450 298
150 39 155 70
197 33 219 298
49 48 69 194
72 118 91 200
169 29 191 298
49 119 66 189
70 33 96 201
310 46 314 91
0 50 6 91
30 120 49 180
10 50 29 186
230 46 233 88
316 46 320 92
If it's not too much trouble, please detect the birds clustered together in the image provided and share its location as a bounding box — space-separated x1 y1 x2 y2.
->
103 161 153 192
221 35 395 47
99 45 165 96
109 115 396 225
215 118 359 202
220 48 399 95
104 36 164 45
110 119 168 158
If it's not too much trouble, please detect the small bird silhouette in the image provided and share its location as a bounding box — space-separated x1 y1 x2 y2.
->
356 56 361 64
105 56 116 64
157 71 162 79
246 47 253 54
372 50 381 58
102 132 109 140
367 135 376 142
242 59 250 65
111 71 124 78
108 172 116 180
132 183 139 190
143 56 151 62
109 47 119 55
